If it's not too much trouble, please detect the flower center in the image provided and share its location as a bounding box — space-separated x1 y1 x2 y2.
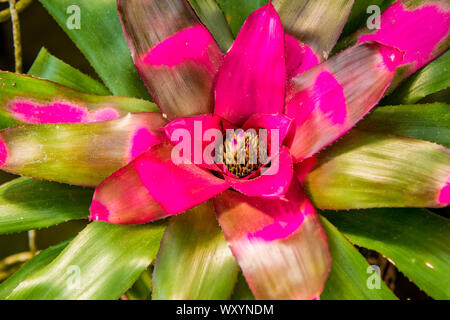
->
222 130 264 178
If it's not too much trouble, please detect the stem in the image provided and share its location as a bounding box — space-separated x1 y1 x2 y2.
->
0 0 33 24
8 0 22 73
28 230 37 256
0 251 33 282
0 251 32 270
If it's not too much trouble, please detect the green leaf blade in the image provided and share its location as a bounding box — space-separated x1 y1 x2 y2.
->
0 240 69 299
0 178 91 235
153 202 239 300
382 50 450 105
305 130 450 209
38 0 151 99
6 221 165 300
188 0 234 52
28 48 110 96
320 216 397 300
357 103 450 148
322 208 450 299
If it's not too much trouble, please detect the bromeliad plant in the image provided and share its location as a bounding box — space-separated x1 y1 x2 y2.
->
0 0 449 300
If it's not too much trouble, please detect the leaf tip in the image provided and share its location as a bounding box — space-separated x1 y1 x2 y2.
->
438 175 450 205
89 200 110 222
0 135 8 167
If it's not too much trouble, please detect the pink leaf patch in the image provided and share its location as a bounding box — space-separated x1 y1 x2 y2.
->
0 136 8 167
285 34 320 78
8 100 120 124
438 175 450 204
142 25 218 73
130 127 166 161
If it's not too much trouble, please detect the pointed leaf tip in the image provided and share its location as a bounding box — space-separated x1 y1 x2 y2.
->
378 43 405 71
0 136 7 167
438 176 450 205
214 1 286 125
89 200 110 223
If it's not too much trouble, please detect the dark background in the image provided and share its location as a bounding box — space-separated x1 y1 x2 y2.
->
0 1 95 76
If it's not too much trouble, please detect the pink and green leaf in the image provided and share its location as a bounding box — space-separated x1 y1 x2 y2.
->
214 182 331 300
357 0 450 82
382 50 450 105
304 130 450 209
0 113 167 186
285 42 403 162
153 201 239 300
335 0 450 90
0 72 158 128
117 0 223 120
90 143 229 225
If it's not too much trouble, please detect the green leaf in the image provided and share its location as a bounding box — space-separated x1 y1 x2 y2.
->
216 0 266 36
126 269 152 300
6 221 165 300
357 103 450 148
0 240 69 299
28 48 110 96
0 178 91 235
188 0 234 52
231 273 254 300
0 71 158 129
153 202 239 300
320 216 397 300
382 50 450 105
322 208 450 299
38 0 151 99
0 113 166 186
340 0 394 37
304 130 450 209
